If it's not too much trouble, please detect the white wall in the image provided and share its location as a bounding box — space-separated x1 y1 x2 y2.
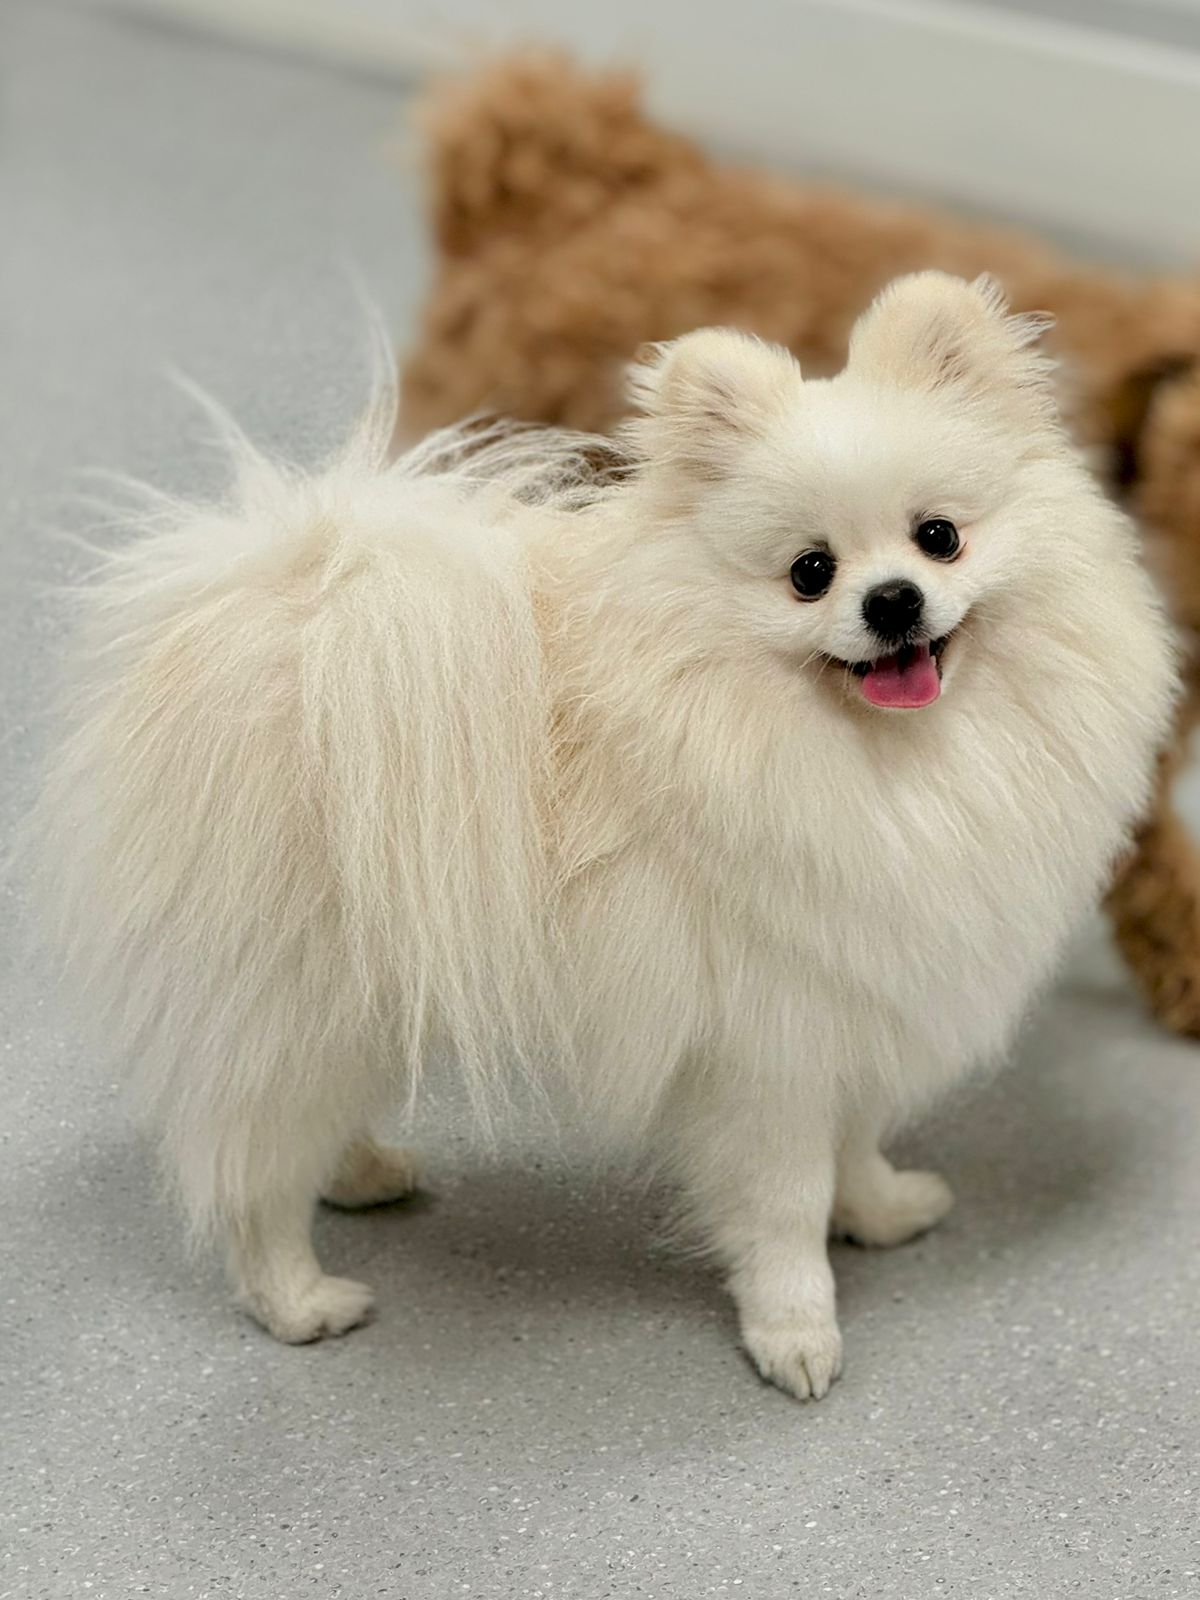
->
105 0 1200 263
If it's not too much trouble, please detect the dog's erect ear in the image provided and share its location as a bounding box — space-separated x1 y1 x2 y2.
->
848 272 1056 428
626 329 802 477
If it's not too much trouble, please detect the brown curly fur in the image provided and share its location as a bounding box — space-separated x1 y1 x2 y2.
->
400 52 1200 1038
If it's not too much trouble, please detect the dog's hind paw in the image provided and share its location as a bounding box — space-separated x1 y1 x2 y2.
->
322 1138 422 1209
239 1274 376 1344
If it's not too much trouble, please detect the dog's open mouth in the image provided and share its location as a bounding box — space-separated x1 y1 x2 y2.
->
841 635 951 709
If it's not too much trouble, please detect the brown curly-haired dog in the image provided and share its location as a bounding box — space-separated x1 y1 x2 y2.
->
400 52 1200 1038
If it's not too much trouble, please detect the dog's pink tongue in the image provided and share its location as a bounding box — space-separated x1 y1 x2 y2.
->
861 643 941 709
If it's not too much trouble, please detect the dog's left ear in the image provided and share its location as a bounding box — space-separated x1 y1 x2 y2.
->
626 328 802 478
848 272 1056 429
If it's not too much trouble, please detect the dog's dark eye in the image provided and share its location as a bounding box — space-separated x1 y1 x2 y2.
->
914 517 961 561
790 549 836 600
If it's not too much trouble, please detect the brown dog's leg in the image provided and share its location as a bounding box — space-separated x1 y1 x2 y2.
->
1102 359 1200 1036
1106 694 1200 1036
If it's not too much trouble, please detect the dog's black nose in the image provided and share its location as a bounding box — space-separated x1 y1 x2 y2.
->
863 579 924 642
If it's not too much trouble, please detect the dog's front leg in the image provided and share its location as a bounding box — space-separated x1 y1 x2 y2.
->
671 1057 843 1401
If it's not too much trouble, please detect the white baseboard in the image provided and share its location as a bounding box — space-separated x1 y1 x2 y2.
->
105 0 1200 264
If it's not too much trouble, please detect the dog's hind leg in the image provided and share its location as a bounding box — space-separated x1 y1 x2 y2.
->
216 1105 388 1344
321 1136 422 1209
229 1186 376 1345
230 1124 423 1339
161 1026 396 1344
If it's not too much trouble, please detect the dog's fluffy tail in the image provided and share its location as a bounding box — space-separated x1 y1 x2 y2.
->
417 51 702 258
37 394 581 1232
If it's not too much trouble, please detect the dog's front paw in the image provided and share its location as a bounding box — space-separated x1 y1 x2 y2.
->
832 1168 954 1248
239 1273 376 1344
742 1312 844 1401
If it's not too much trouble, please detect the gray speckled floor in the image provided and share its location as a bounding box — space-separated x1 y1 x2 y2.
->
3 6 1199 1597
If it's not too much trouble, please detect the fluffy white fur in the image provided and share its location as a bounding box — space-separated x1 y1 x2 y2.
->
38 274 1175 1396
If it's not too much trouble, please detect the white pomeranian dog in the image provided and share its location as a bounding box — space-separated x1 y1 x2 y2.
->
39 273 1175 1399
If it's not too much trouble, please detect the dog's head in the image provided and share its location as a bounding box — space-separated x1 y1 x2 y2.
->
625 272 1076 712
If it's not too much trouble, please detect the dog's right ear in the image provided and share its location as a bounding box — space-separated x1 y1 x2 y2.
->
626 329 802 479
